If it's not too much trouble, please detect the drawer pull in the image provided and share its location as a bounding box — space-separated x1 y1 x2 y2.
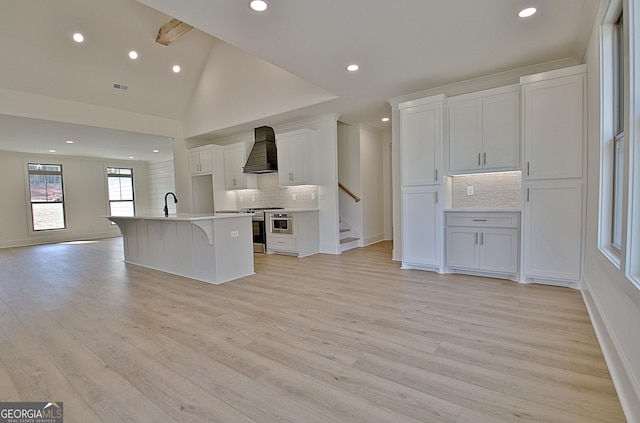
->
472 219 488 222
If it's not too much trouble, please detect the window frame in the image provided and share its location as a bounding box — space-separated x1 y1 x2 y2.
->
27 162 67 232
106 167 136 222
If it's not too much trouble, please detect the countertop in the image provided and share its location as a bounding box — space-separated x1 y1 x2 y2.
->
444 208 521 213
104 214 252 221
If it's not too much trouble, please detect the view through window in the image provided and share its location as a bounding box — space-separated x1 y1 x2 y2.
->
28 163 66 231
107 167 135 217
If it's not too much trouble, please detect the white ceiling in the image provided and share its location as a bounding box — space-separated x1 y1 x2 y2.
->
0 0 599 161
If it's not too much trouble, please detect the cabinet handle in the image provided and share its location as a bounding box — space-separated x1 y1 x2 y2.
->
527 161 530 176
435 191 438 204
472 219 487 222
526 188 530 202
475 232 478 244
483 152 487 165
478 153 481 166
435 168 438 181
480 232 484 245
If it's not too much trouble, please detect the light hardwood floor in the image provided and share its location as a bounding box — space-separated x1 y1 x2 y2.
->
0 238 626 422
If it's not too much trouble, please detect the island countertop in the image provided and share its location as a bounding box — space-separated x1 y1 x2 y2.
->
105 214 254 285
104 213 251 221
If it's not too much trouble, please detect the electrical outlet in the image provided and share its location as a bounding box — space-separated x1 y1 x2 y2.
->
251 195 255 202
292 194 297 200
239 195 244 202
467 186 474 196
311 192 316 200
230 230 239 238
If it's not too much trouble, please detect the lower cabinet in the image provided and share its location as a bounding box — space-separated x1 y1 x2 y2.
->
445 211 519 279
402 186 442 271
266 211 319 257
523 179 583 284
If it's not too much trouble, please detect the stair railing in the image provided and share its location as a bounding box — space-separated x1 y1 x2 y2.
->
338 182 361 203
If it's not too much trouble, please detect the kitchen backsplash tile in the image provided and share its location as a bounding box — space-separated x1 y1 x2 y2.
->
451 171 522 209
236 173 318 209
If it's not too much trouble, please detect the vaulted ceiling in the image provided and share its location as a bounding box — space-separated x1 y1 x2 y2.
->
0 0 599 160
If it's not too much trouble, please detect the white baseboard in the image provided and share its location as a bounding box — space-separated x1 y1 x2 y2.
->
582 283 640 423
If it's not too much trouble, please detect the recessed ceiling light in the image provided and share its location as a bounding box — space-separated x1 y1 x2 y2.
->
72 33 84 43
518 7 536 18
249 0 268 12
346 64 359 72
381 117 390 122
129 51 138 60
66 140 74 144
128 156 135 159
172 65 181 73
49 149 57 153
153 149 159 153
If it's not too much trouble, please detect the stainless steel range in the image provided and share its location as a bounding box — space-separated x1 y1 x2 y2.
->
240 207 284 253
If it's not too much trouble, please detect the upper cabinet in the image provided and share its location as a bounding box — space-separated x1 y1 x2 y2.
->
188 147 213 175
399 95 445 186
522 68 585 180
277 128 317 186
223 143 256 190
448 85 520 174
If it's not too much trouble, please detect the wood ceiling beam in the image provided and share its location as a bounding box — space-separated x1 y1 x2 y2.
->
155 18 193 46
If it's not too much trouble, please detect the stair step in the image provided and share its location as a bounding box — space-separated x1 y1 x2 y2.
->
339 228 349 233
340 237 359 244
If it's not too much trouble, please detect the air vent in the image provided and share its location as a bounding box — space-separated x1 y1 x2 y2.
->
113 83 128 91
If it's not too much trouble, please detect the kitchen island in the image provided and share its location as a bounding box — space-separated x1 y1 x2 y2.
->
106 214 254 285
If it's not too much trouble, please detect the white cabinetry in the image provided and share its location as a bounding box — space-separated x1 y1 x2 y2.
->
523 180 583 283
448 85 520 174
399 95 444 186
276 129 317 186
188 147 213 175
223 143 256 190
522 70 585 180
266 211 319 257
445 211 519 279
520 65 586 288
399 95 445 272
402 186 442 270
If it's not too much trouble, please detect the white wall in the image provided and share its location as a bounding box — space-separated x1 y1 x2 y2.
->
148 159 176 215
0 151 150 248
359 124 385 245
581 0 640 419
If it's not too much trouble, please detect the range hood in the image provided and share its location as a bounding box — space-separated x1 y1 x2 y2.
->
243 126 278 174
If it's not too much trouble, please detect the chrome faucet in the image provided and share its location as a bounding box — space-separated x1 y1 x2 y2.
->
163 192 178 217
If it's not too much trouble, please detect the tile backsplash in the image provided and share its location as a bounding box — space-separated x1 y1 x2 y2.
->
451 171 522 209
236 173 318 209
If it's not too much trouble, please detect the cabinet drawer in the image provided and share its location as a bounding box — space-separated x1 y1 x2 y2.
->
445 212 519 228
268 236 298 251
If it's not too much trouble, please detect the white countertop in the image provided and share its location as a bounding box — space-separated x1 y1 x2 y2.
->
444 208 521 213
273 208 320 213
104 213 251 221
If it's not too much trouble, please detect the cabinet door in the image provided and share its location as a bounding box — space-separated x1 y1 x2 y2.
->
523 180 582 281
277 130 311 186
199 150 213 174
483 92 520 171
402 187 441 267
224 146 246 189
188 152 201 175
400 102 442 186
480 228 518 274
449 100 482 173
446 227 479 270
523 74 584 179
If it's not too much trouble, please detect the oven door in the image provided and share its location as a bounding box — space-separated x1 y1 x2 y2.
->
252 219 266 253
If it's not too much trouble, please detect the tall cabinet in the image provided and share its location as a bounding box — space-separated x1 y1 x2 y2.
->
521 65 586 287
399 95 445 272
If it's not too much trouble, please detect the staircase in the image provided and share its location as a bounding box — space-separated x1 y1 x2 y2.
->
339 217 361 252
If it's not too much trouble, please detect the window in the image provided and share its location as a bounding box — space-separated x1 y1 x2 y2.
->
611 12 624 253
107 167 135 217
28 163 66 231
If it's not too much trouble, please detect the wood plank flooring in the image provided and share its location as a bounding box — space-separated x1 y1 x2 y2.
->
0 238 626 422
